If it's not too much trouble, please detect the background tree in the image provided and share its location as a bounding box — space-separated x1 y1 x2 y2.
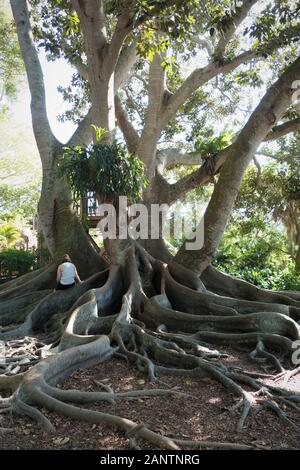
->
233 135 300 271
0 112 41 225
0 183 40 221
0 0 24 115
0 222 21 248
0 1 40 249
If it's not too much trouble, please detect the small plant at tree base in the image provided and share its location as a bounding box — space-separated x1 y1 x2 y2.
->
59 140 148 204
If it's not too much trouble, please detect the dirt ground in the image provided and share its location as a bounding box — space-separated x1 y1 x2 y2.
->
1 346 299 450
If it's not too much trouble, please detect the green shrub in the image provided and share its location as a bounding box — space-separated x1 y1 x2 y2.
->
212 225 300 291
0 249 37 279
214 247 300 291
218 265 300 291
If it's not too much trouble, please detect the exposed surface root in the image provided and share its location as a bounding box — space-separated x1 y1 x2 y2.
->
202 265 300 318
1 249 300 449
249 340 284 373
173 439 253 450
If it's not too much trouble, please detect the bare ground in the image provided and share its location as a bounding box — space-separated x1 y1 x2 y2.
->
1 346 299 450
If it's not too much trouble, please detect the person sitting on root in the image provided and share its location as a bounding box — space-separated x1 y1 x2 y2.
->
56 254 82 290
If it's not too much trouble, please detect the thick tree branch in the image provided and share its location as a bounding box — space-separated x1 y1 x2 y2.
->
72 2 138 134
114 43 138 91
10 0 59 161
264 117 300 141
165 115 300 204
166 150 229 204
214 0 259 57
68 43 138 148
160 49 257 128
67 108 93 147
175 55 300 273
72 0 107 49
115 95 139 153
71 0 114 131
157 149 203 171
108 6 134 76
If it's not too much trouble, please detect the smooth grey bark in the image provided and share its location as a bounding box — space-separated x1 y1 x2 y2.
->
11 0 300 278
10 0 60 255
71 0 114 133
5 2 300 443
10 0 107 276
174 56 300 274
214 0 259 57
137 50 168 180
10 0 139 272
115 94 139 153
72 0 135 136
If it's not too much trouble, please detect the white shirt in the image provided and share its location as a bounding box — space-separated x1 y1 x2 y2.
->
60 262 76 285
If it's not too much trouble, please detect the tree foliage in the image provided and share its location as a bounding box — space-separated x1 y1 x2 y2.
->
214 224 300 290
0 0 24 115
59 141 148 202
0 183 40 221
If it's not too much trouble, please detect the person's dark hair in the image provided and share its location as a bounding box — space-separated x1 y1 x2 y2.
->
62 254 71 263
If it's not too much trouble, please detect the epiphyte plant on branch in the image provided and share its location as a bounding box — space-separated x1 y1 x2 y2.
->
1 0 300 450
59 125 148 203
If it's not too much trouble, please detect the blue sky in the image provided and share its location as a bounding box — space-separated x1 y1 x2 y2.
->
12 51 77 144
3 0 75 143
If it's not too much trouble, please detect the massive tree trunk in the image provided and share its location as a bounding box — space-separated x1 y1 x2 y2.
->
72 0 116 135
10 0 104 276
38 146 107 276
10 0 135 275
3 0 300 449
